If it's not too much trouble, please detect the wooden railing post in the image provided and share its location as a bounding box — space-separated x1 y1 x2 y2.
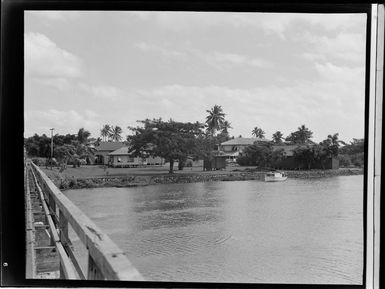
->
48 195 56 246
88 254 104 280
59 209 68 278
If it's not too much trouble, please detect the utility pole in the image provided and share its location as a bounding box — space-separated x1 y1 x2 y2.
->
50 128 54 170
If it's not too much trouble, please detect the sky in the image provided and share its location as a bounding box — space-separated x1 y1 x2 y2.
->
24 11 367 143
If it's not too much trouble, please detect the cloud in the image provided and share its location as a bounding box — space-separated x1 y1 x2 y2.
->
134 42 187 59
27 11 81 21
33 77 72 91
134 42 273 69
78 83 123 100
25 32 84 78
123 75 364 142
128 11 364 38
314 62 364 84
25 109 100 136
210 52 273 68
301 32 366 65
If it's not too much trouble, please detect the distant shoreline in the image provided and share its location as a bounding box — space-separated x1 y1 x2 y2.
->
42 167 364 191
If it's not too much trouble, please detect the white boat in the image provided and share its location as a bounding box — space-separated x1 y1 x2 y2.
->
264 171 288 182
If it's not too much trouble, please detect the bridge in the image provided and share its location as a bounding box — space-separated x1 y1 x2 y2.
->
24 160 144 280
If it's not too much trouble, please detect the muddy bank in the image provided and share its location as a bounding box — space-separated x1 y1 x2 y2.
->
46 168 363 191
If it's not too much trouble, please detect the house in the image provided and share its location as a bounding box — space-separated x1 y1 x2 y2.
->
108 146 164 168
218 139 339 170
108 146 143 167
94 142 125 165
218 137 271 162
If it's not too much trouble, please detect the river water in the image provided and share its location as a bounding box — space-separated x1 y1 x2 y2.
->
65 175 363 284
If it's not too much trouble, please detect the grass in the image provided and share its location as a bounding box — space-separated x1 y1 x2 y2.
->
42 163 242 179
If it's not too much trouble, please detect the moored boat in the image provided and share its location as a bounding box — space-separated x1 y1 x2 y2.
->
264 171 288 182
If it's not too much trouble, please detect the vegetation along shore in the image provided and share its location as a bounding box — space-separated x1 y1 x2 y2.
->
26 104 364 191
42 166 363 191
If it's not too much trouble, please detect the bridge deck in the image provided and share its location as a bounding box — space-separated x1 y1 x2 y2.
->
24 161 144 280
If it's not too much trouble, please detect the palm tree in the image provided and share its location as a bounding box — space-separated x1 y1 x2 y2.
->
100 124 111 141
321 133 344 157
205 105 226 134
110 126 123 141
297 124 313 144
221 120 232 134
272 131 284 144
94 137 102 147
252 126 265 138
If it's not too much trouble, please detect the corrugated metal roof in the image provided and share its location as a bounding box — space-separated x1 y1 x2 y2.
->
95 141 124 151
220 137 270 146
108 146 131 156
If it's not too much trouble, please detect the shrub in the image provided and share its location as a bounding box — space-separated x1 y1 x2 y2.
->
338 154 352 167
68 178 78 188
236 155 252 166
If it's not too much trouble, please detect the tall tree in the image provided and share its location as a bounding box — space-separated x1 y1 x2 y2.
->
252 126 265 138
205 105 226 135
286 125 313 144
221 120 232 134
319 133 342 158
77 128 91 144
94 137 102 146
100 124 111 141
272 131 284 144
238 142 272 167
128 119 204 173
293 145 315 169
110 126 123 141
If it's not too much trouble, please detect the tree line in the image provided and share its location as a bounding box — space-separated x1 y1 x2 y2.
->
24 105 364 170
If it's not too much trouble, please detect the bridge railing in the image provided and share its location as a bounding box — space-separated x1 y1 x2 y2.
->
28 161 144 281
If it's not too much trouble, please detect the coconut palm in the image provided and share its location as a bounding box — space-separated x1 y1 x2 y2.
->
94 137 102 146
296 125 313 144
109 125 123 141
272 131 284 144
252 126 265 138
100 124 111 141
205 105 226 134
221 120 232 134
320 133 344 157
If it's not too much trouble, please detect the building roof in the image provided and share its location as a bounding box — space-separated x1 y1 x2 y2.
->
108 146 131 156
95 141 124 152
220 137 270 146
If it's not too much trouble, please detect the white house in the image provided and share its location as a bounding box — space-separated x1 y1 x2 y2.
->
218 137 271 161
108 146 164 168
95 142 125 165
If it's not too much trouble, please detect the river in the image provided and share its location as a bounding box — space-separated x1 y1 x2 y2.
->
65 175 363 284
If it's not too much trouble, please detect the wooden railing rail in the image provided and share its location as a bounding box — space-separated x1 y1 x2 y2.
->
28 161 144 281
25 165 36 278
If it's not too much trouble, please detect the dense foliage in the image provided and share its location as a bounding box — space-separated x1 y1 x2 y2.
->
338 138 364 167
25 104 364 171
236 142 286 167
24 128 94 166
236 133 347 169
285 125 313 144
127 119 205 173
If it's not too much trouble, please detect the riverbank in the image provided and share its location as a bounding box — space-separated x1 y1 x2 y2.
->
41 166 363 191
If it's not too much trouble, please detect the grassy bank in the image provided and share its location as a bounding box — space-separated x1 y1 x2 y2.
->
41 165 363 191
